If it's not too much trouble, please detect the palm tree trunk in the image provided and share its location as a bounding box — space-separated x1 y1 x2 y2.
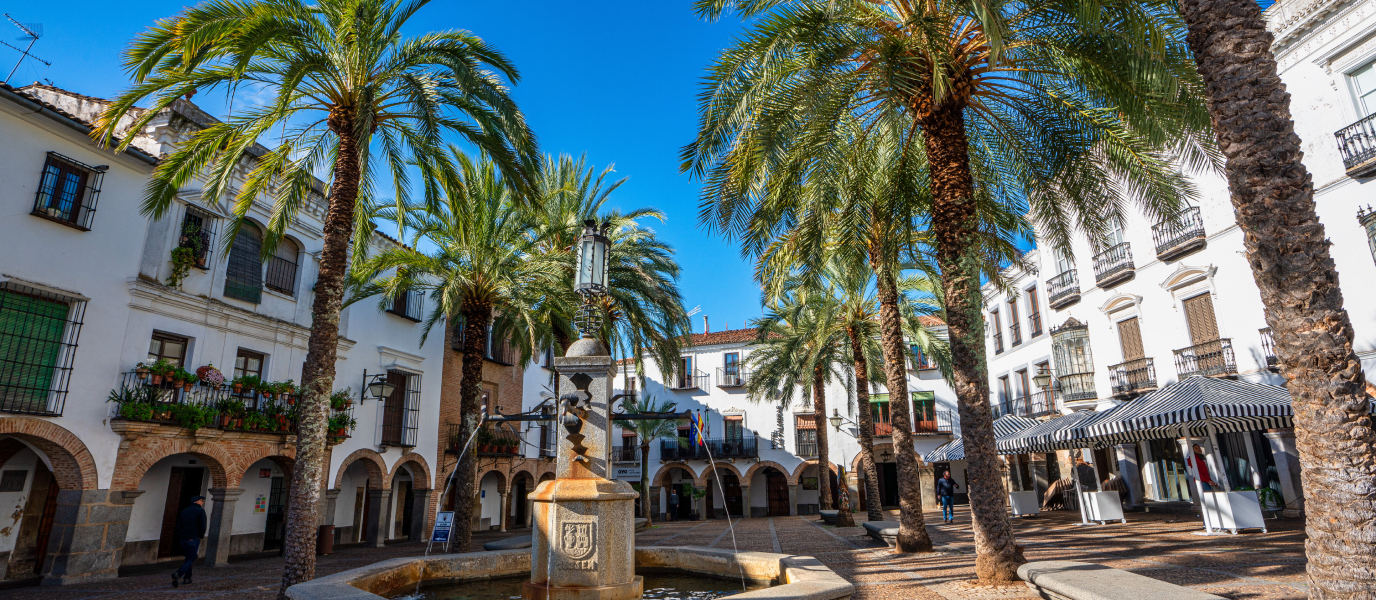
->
641 442 652 521
812 364 833 512
452 305 494 552
848 326 886 522
276 108 362 598
1175 0 1376 594
922 104 1021 582
872 264 934 552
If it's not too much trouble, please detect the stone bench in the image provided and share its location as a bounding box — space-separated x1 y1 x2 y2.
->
861 521 898 547
1018 561 1225 600
819 510 839 524
482 535 532 551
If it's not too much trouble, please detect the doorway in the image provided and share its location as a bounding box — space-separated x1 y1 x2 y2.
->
157 467 205 558
878 463 899 507
765 469 789 516
677 482 694 519
263 476 287 551
513 478 529 527
398 481 414 540
720 472 742 517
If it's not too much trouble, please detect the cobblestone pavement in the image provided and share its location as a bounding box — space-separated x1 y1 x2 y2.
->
4 507 1307 600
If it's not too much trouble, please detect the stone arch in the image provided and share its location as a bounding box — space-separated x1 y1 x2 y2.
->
851 443 895 476
790 460 839 485
511 470 536 487
479 469 507 494
333 448 388 490
538 472 555 483
652 462 695 487
0 417 99 490
695 462 744 488
389 452 433 489
743 460 790 484
235 450 296 483
112 439 232 491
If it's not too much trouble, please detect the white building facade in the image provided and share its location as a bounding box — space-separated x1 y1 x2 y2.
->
0 83 445 584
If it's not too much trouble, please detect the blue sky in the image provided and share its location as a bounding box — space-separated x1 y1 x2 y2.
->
2 1 767 333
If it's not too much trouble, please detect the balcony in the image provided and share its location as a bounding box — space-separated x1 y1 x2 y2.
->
671 370 709 390
386 289 424 322
1260 328 1279 372
463 422 524 457
1047 270 1081 309
993 331 1004 354
1055 373 1098 404
914 410 954 435
1028 390 1056 417
1336 113 1376 177
1092 243 1135 288
1174 339 1238 379
107 371 329 437
1028 311 1043 337
1152 208 1207 261
873 421 894 437
659 436 758 461
614 447 640 462
716 367 751 388
1009 322 1022 347
1108 357 1157 397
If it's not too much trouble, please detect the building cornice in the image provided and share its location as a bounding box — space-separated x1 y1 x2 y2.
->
127 277 356 353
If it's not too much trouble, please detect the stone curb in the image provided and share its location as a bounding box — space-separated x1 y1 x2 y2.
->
1018 560 1226 600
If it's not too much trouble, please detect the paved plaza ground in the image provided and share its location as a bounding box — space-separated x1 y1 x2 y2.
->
1 507 1308 600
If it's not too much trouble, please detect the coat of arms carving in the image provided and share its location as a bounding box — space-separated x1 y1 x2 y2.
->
561 521 597 561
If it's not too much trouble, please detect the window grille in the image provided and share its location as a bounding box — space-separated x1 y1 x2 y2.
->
794 414 818 458
386 289 424 321
224 223 263 303
31 152 104 231
179 206 216 269
379 370 421 447
0 281 84 416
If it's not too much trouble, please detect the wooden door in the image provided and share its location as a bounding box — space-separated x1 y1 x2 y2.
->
766 470 789 516
380 370 408 445
1182 294 1219 344
1117 317 1144 360
264 476 287 550
157 468 185 558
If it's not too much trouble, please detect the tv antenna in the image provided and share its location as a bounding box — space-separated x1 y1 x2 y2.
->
3 14 49 85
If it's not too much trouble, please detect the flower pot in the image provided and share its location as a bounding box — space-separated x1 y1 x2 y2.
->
233 383 243 393
136 368 149 379
152 375 164 385
220 415 230 427
184 382 194 391
287 398 295 406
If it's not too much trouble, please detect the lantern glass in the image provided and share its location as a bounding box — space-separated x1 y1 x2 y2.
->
573 220 609 295
829 409 844 431
368 379 397 399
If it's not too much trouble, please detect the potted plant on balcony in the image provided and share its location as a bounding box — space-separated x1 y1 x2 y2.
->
216 398 246 428
197 364 224 388
330 388 354 409
476 428 495 453
281 379 298 404
327 412 355 437
244 411 270 431
181 370 199 391
148 359 174 385
170 403 213 432
134 362 150 380
109 385 154 421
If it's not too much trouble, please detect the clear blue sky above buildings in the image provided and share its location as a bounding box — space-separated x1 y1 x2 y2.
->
3 1 770 333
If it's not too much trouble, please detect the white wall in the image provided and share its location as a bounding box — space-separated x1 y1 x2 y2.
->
233 458 283 537
478 472 502 527
126 455 210 543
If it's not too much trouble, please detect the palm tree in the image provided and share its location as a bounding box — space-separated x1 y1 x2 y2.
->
352 151 563 554
1172 0 1376 594
619 393 679 522
687 0 1211 580
746 293 850 514
94 0 535 592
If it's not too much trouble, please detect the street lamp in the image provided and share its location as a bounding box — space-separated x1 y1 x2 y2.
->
573 219 611 338
1032 364 1052 390
364 372 397 400
829 409 858 436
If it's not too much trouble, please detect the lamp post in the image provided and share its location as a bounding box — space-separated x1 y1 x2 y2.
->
1032 364 1052 390
828 408 857 436
361 371 397 401
573 219 611 340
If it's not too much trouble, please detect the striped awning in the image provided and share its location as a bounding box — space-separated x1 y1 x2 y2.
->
1049 404 1132 450
921 414 1039 462
1085 376 1293 443
997 411 1094 454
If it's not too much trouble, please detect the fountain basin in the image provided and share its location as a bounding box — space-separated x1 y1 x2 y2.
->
284 547 854 600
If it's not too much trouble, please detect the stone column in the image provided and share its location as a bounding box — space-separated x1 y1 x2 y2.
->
498 491 511 532
410 489 432 541
788 484 798 516
1264 430 1304 516
364 489 393 547
1029 456 1050 500
648 486 661 521
738 485 749 519
322 489 341 526
204 488 244 567
41 489 143 585
1114 444 1145 509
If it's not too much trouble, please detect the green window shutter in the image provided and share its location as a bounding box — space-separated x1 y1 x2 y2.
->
0 289 69 411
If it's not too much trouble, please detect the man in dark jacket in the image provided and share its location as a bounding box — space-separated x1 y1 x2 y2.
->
936 471 959 523
172 496 207 587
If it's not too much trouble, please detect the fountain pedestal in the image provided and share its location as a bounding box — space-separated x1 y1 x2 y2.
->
524 338 642 600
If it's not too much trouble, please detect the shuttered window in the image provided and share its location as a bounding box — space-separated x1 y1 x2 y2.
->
1117 317 1144 360
0 284 81 415
224 222 263 303
1182 294 1219 344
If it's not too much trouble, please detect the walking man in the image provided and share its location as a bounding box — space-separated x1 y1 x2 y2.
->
667 488 680 522
171 495 207 587
936 471 959 524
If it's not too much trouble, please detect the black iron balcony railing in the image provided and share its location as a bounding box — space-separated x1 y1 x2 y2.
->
1055 372 1097 404
993 331 1004 354
1029 390 1056 417
1092 243 1135 288
265 255 298 296
108 371 320 436
672 369 709 390
914 410 954 434
614 447 640 462
1152 207 1206 261
1109 357 1157 397
1028 310 1043 337
659 436 758 461
1047 270 1081 309
1009 322 1022 346
716 367 751 388
795 441 818 458
1174 339 1237 379
386 289 424 322
1260 328 1278 372
1336 113 1376 177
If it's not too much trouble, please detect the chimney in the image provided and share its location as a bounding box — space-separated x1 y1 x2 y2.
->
703 316 709 334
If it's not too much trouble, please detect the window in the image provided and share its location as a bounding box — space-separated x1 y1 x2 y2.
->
233 349 264 381
624 375 637 397
677 356 694 388
1025 286 1042 337
870 393 893 436
1016 369 1030 406
386 288 423 321
794 415 817 457
380 370 421 447
31 152 103 231
910 345 936 370
1117 317 1144 360
1182 293 1220 345
998 376 1011 413
723 353 739 378
991 309 1004 354
481 385 495 415
265 238 299 296
1055 249 1073 274
1051 319 1096 403
224 222 264 303
1104 217 1127 248
1350 61 1376 118
724 414 744 441
179 206 216 269
0 281 84 416
1007 298 1021 346
912 391 940 433
1360 207 1376 265
147 333 189 368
